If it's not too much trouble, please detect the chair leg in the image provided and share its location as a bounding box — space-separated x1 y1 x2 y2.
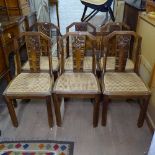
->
93 95 100 127
85 10 99 22
53 93 62 127
81 6 87 21
13 99 18 108
108 7 115 21
137 96 150 128
102 95 109 126
5 96 18 127
46 96 54 128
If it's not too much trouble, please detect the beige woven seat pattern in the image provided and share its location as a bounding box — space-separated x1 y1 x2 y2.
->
54 73 100 94
64 56 93 72
22 56 59 72
4 73 53 96
103 72 150 96
100 57 134 71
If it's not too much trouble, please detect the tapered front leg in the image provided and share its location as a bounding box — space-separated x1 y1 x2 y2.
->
53 93 62 127
93 95 100 127
46 96 54 128
137 96 150 128
5 96 18 127
102 95 109 126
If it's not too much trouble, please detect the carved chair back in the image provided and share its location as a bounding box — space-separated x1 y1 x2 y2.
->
102 31 142 73
14 32 53 76
100 22 130 32
66 22 96 57
59 32 96 74
100 22 130 57
37 22 61 57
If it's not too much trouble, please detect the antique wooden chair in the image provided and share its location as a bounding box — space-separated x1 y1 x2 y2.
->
21 22 61 80
64 22 96 72
101 31 151 127
53 32 101 127
3 32 54 128
98 22 140 73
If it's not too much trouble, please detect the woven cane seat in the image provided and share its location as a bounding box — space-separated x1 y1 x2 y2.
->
103 72 151 96
22 56 59 72
64 56 93 72
100 57 134 71
53 73 100 94
81 0 107 5
4 73 53 96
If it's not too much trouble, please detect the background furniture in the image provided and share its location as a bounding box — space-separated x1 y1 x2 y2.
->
0 12 37 73
81 0 115 22
3 32 54 128
146 0 155 13
101 31 151 127
123 0 146 31
0 32 11 81
0 16 26 72
0 0 31 16
0 32 12 102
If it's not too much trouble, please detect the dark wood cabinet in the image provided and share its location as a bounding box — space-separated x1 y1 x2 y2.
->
0 16 26 65
0 32 11 92
123 1 146 31
0 0 31 17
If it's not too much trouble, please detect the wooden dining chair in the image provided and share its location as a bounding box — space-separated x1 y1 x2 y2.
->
101 31 151 127
98 22 140 73
21 22 61 80
3 32 54 128
64 22 96 72
53 32 101 127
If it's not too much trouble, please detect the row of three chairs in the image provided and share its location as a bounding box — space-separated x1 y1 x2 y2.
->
3 22 151 128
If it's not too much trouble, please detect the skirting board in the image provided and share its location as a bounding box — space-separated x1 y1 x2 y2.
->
140 55 155 132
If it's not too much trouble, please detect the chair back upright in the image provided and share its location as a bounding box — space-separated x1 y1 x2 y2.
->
66 22 96 34
100 22 130 32
100 22 130 57
37 22 61 57
60 32 96 74
102 31 142 73
14 32 53 76
66 22 96 57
